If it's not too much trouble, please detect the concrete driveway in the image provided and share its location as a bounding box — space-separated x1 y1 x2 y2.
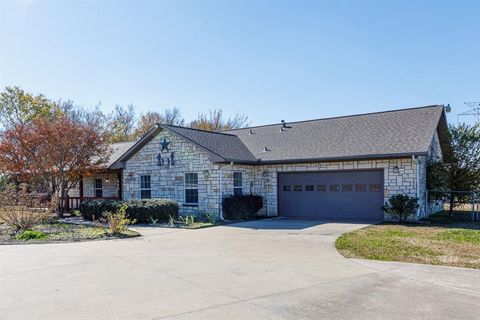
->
1 218 480 320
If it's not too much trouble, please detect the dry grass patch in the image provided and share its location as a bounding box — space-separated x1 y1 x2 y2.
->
336 223 480 269
0 222 140 245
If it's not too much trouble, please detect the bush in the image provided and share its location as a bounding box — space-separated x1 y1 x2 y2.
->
0 186 52 231
383 194 419 222
15 230 48 241
103 204 136 233
80 199 179 224
222 194 263 220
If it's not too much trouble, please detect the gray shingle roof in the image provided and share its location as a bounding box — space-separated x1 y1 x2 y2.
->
107 141 136 167
163 125 257 163
223 105 446 163
109 105 447 166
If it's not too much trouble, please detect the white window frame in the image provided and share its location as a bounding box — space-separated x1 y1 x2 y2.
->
184 172 199 205
140 175 151 199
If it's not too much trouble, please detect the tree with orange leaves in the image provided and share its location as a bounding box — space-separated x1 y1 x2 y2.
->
0 115 110 214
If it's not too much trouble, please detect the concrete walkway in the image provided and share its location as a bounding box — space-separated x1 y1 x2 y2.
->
1 218 479 319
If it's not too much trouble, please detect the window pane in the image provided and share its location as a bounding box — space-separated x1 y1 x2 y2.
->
185 189 198 204
282 185 291 192
141 175 151 189
317 184 326 192
305 185 314 191
95 179 102 189
234 188 243 196
141 190 151 199
342 184 353 192
369 184 381 192
329 184 340 192
355 184 367 192
185 173 198 187
294 185 302 192
233 172 242 187
95 189 103 198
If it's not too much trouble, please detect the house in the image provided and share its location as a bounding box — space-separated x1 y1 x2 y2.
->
69 105 449 221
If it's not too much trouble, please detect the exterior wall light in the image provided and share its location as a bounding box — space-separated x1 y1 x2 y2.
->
203 170 210 178
105 177 110 183
393 166 400 174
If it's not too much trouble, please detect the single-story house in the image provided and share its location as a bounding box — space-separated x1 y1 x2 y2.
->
69 105 449 221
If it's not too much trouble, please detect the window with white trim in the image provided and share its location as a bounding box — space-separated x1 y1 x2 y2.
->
140 175 151 199
185 173 198 205
94 179 103 198
233 172 243 196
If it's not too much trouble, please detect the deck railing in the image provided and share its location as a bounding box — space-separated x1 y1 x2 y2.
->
59 196 120 212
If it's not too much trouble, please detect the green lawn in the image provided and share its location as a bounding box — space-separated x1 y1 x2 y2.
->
336 211 480 269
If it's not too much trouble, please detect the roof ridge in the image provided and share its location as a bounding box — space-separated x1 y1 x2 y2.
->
161 123 238 137
223 104 445 132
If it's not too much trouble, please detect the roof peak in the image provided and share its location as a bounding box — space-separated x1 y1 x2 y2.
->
223 104 445 132
160 123 238 136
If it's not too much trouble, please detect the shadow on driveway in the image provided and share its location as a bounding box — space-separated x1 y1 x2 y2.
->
225 217 380 230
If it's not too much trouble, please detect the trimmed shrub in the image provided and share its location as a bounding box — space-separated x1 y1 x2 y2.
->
80 199 179 224
222 194 263 220
383 194 419 222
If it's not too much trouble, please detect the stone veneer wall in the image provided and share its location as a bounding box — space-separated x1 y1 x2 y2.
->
248 158 424 220
69 172 120 198
123 129 226 216
121 128 429 220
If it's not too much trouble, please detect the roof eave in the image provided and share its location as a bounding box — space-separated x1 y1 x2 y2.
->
249 152 429 165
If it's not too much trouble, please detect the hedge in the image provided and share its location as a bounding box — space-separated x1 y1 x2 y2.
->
222 194 263 220
79 199 179 224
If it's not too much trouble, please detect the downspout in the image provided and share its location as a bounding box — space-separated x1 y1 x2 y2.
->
413 155 421 219
219 161 234 220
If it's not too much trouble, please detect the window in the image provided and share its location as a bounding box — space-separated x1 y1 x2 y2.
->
185 173 198 204
140 175 151 199
317 184 327 192
294 185 302 192
355 184 367 192
369 184 381 192
94 179 103 198
329 184 340 192
342 184 353 192
233 172 243 196
282 185 291 192
305 185 314 191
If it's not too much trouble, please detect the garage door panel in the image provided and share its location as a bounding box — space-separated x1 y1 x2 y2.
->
278 170 384 220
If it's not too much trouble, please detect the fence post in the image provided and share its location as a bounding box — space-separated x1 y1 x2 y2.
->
472 191 475 222
425 190 428 218
475 191 479 222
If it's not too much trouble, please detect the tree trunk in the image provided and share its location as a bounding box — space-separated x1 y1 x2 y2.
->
58 181 68 218
449 192 455 217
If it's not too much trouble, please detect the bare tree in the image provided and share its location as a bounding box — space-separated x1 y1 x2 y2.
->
162 107 185 126
189 109 249 131
106 104 136 143
58 100 108 137
133 107 185 139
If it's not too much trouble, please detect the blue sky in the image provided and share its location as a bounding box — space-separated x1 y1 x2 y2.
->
1 0 479 125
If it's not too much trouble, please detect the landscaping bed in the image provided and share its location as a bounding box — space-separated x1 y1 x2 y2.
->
336 211 480 269
147 221 217 229
0 222 140 245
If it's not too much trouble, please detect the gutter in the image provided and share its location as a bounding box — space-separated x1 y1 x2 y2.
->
219 161 234 220
412 155 422 218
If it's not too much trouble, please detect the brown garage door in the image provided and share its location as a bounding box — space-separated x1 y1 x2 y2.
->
278 170 384 221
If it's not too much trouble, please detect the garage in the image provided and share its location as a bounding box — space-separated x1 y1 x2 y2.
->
278 170 384 221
